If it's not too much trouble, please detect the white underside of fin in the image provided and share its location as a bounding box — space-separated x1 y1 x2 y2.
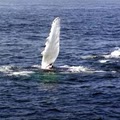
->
41 17 60 69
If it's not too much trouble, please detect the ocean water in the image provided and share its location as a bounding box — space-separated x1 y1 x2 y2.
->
0 0 120 120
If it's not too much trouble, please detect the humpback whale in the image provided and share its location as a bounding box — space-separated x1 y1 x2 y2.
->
41 17 60 70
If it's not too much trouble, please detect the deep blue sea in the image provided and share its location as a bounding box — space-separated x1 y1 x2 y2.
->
0 0 120 120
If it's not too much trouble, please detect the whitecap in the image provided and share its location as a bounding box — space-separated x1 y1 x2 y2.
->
9 71 34 76
0 65 34 77
0 65 13 73
59 65 94 73
103 48 120 58
99 59 109 63
81 55 97 59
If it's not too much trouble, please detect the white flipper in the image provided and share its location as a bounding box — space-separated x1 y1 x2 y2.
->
41 17 60 69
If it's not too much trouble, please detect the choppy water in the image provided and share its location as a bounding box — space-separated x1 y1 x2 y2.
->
0 0 120 120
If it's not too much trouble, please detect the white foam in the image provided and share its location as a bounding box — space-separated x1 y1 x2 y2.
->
32 64 41 68
0 64 117 77
60 65 94 73
110 48 120 58
68 66 91 73
94 70 106 73
9 71 34 76
81 55 97 59
104 48 120 58
0 65 34 76
0 65 13 73
99 59 109 63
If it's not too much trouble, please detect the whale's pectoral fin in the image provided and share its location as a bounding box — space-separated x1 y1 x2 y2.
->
41 17 60 69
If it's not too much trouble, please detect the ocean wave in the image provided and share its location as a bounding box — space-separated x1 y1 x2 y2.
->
103 48 120 58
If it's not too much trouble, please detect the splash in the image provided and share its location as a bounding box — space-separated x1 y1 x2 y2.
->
99 59 109 63
0 65 34 76
58 65 94 73
67 66 92 73
0 63 117 77
9 71 34 76
0 65 92 76
104 48 120 58
0 65 13 73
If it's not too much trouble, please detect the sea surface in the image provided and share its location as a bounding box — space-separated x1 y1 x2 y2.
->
0 0 120 120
